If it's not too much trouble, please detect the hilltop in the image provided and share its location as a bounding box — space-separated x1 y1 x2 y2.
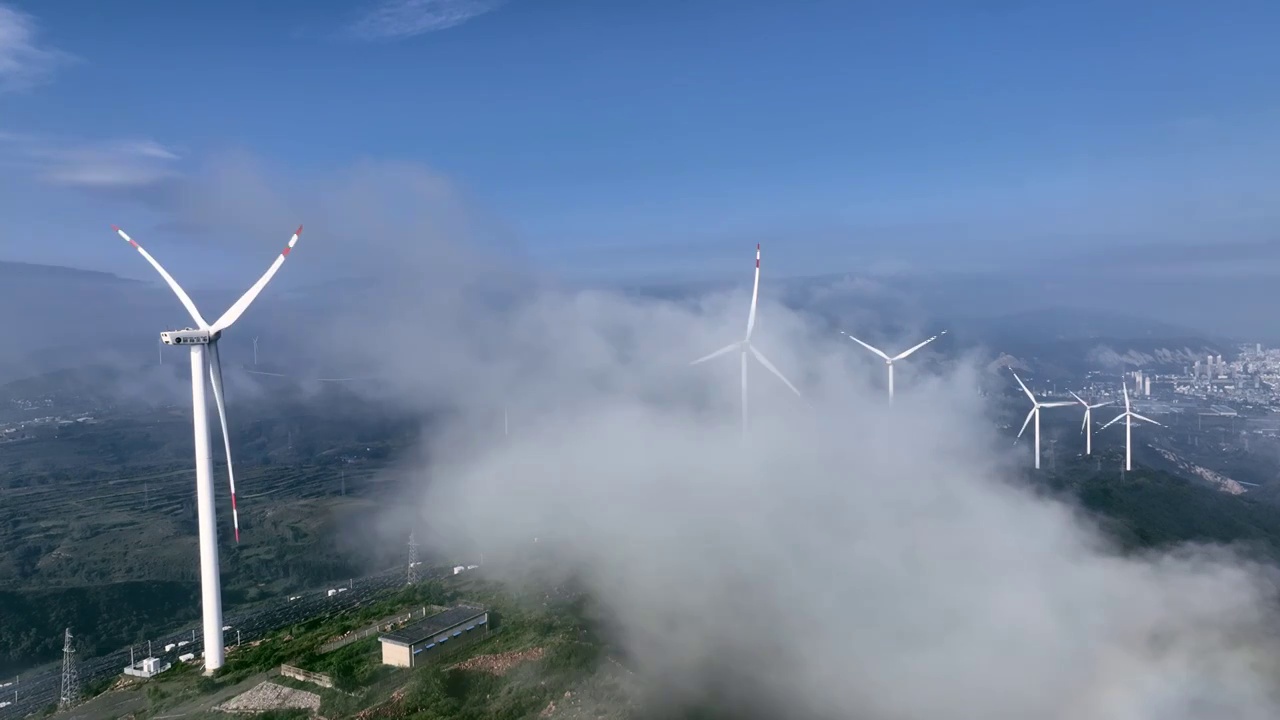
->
57 571 645 720
43 457 1280 720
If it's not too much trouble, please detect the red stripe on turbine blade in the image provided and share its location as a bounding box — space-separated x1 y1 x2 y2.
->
282 247 291 256
295 225 303 236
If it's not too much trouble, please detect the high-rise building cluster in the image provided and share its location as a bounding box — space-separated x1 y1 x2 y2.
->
1178 343 1274 402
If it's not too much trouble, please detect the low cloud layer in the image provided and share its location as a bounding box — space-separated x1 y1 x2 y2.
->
218 162 1280 718
414 314 1280 718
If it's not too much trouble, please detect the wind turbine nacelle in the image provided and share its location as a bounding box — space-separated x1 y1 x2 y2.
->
161 329 213 345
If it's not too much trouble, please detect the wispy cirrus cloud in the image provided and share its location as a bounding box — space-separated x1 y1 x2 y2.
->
349 0 508 41
0 131 182 192
0 3 75 93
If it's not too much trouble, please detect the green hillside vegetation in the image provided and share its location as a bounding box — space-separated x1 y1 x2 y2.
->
0 392 422 675
0 581 199 673
1043 452 1280 559
69 574 634 720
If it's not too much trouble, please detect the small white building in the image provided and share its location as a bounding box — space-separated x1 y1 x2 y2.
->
123 656 172 679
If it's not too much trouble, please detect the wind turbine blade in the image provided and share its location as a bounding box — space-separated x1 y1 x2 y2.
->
209 226 303 333
1040 401 1075 408
692 342 740 366
1122 383 1131 412
1080 409 1089 434
1016 408 1035 440
748 345 802 397
1069 390 1086 405
1010 370 1036 403
1098 414 1124 431
1130 412 1163 426
891 331 946 361
1089 401 1112 409
112 225 209 329
745 244 761 340
208 342 240 543
842 333 891 361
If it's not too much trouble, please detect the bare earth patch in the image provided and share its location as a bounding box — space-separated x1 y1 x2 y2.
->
449 647 546 676
215 680 321 714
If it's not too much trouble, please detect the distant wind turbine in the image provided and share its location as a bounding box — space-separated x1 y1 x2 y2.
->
842 330 946 403
1098 382 1162 472
692 244 801 439
1069 391 1111 456
1011 369 1074 470
243 368 363 383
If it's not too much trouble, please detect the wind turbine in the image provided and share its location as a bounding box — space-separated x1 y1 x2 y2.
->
113 223 301 673
842 330 947 403
1098 382 1162 472
1069 391 1111 456
691 244 801 438
1011 370 1074 470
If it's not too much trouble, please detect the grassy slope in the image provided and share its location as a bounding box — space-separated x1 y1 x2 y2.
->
1042 453 1280 559
0 397 418 675
73 574 630 720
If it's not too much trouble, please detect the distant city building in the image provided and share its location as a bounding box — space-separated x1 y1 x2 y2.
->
379 605 489 668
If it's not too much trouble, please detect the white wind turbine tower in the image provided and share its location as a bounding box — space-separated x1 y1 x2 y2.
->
692 244 801 438
1069 391 1111 456
1098 382 1162 472
113 223 302 674
1011 370 1074 470
841 330 947 403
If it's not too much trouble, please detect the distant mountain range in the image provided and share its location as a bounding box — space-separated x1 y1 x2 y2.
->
0 259 1240 389
0 260 141 285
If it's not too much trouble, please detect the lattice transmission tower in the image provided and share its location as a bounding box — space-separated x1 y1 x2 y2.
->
407 532 419 585
59 628 79 709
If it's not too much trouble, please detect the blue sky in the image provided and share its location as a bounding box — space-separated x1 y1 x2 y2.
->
2 0 1280 285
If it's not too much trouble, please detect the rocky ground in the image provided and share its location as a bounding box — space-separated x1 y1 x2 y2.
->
448 647 546 676
215 680 321 714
